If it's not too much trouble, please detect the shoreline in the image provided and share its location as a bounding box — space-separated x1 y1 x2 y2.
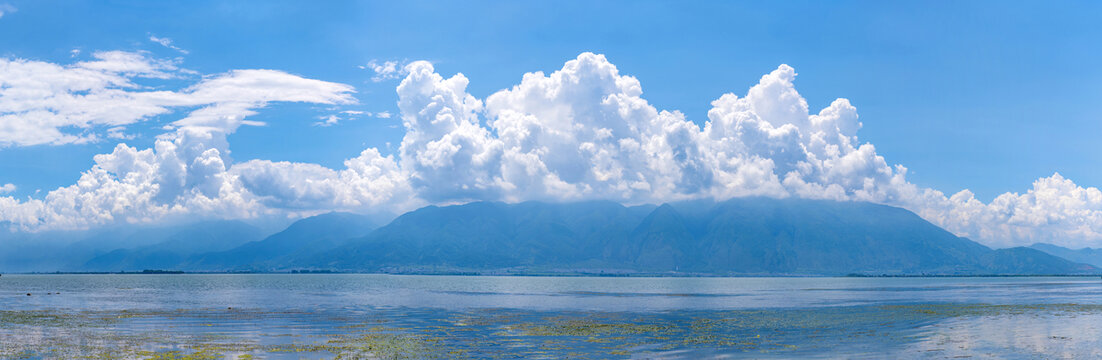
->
5 271 1102 278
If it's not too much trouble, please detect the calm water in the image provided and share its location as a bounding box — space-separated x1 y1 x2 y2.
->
2 274 1102 358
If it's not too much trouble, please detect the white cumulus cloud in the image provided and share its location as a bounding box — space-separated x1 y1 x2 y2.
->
233 148 415 211
0 52 360 230
361 60 406 82
1 51 1100 250
388 52 1102 248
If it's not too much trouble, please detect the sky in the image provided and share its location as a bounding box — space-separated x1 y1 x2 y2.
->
0 0 1100 248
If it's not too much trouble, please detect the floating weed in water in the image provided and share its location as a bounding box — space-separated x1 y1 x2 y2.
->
138 349 221 360
513 318 674 337
0 310 72 326
3 303 1102 359
263 332 450 359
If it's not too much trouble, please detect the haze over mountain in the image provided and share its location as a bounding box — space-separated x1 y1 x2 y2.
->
287 198 1093 276
1029 243 1102 268
3 199 1094 276
0 221 269 273
184 212 380 271
292 201 657 272
80 221 267 272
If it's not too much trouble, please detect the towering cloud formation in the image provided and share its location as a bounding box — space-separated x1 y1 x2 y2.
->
0 51 1099 248
395 55 902 206
390 53 1102 248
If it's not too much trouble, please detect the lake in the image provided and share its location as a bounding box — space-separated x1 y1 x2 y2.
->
2 274 1102 358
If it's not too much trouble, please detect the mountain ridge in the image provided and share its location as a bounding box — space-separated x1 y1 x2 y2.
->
3 199 1096 276
1028 243 1102 268
184 212 379 271
287 198 1095 276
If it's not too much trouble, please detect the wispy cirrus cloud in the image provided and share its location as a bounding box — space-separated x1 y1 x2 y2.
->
149 35 189 54
313 110 395 127
0 51 354 147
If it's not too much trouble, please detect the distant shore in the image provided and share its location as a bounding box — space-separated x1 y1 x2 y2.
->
5 270 1101 278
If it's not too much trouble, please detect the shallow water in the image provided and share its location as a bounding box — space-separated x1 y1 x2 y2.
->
2 274 1101 358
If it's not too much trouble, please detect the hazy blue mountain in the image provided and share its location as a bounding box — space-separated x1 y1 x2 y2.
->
294 201 655 271
7 199 1094 275
1029 243 1102 268
185 212 379 271
1 221 272 273
980 247 1097 274
614 203 697 270
81 220 266 272
0 230 92 273
288 198 1095 275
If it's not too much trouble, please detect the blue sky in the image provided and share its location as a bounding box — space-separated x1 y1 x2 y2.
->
1 0 1098 200
0 1 1100 247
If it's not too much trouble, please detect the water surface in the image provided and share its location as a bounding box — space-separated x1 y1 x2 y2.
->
2 274 1100 358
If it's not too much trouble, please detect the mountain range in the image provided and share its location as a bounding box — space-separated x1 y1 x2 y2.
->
1029 243 1102 268
289 198 1094 275
0 221 268 273
0 198 1096 275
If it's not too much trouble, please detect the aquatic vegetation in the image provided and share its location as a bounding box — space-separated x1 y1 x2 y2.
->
0 310 72 326
138 349 222 360
2 303 1102 359
513 318 673 337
